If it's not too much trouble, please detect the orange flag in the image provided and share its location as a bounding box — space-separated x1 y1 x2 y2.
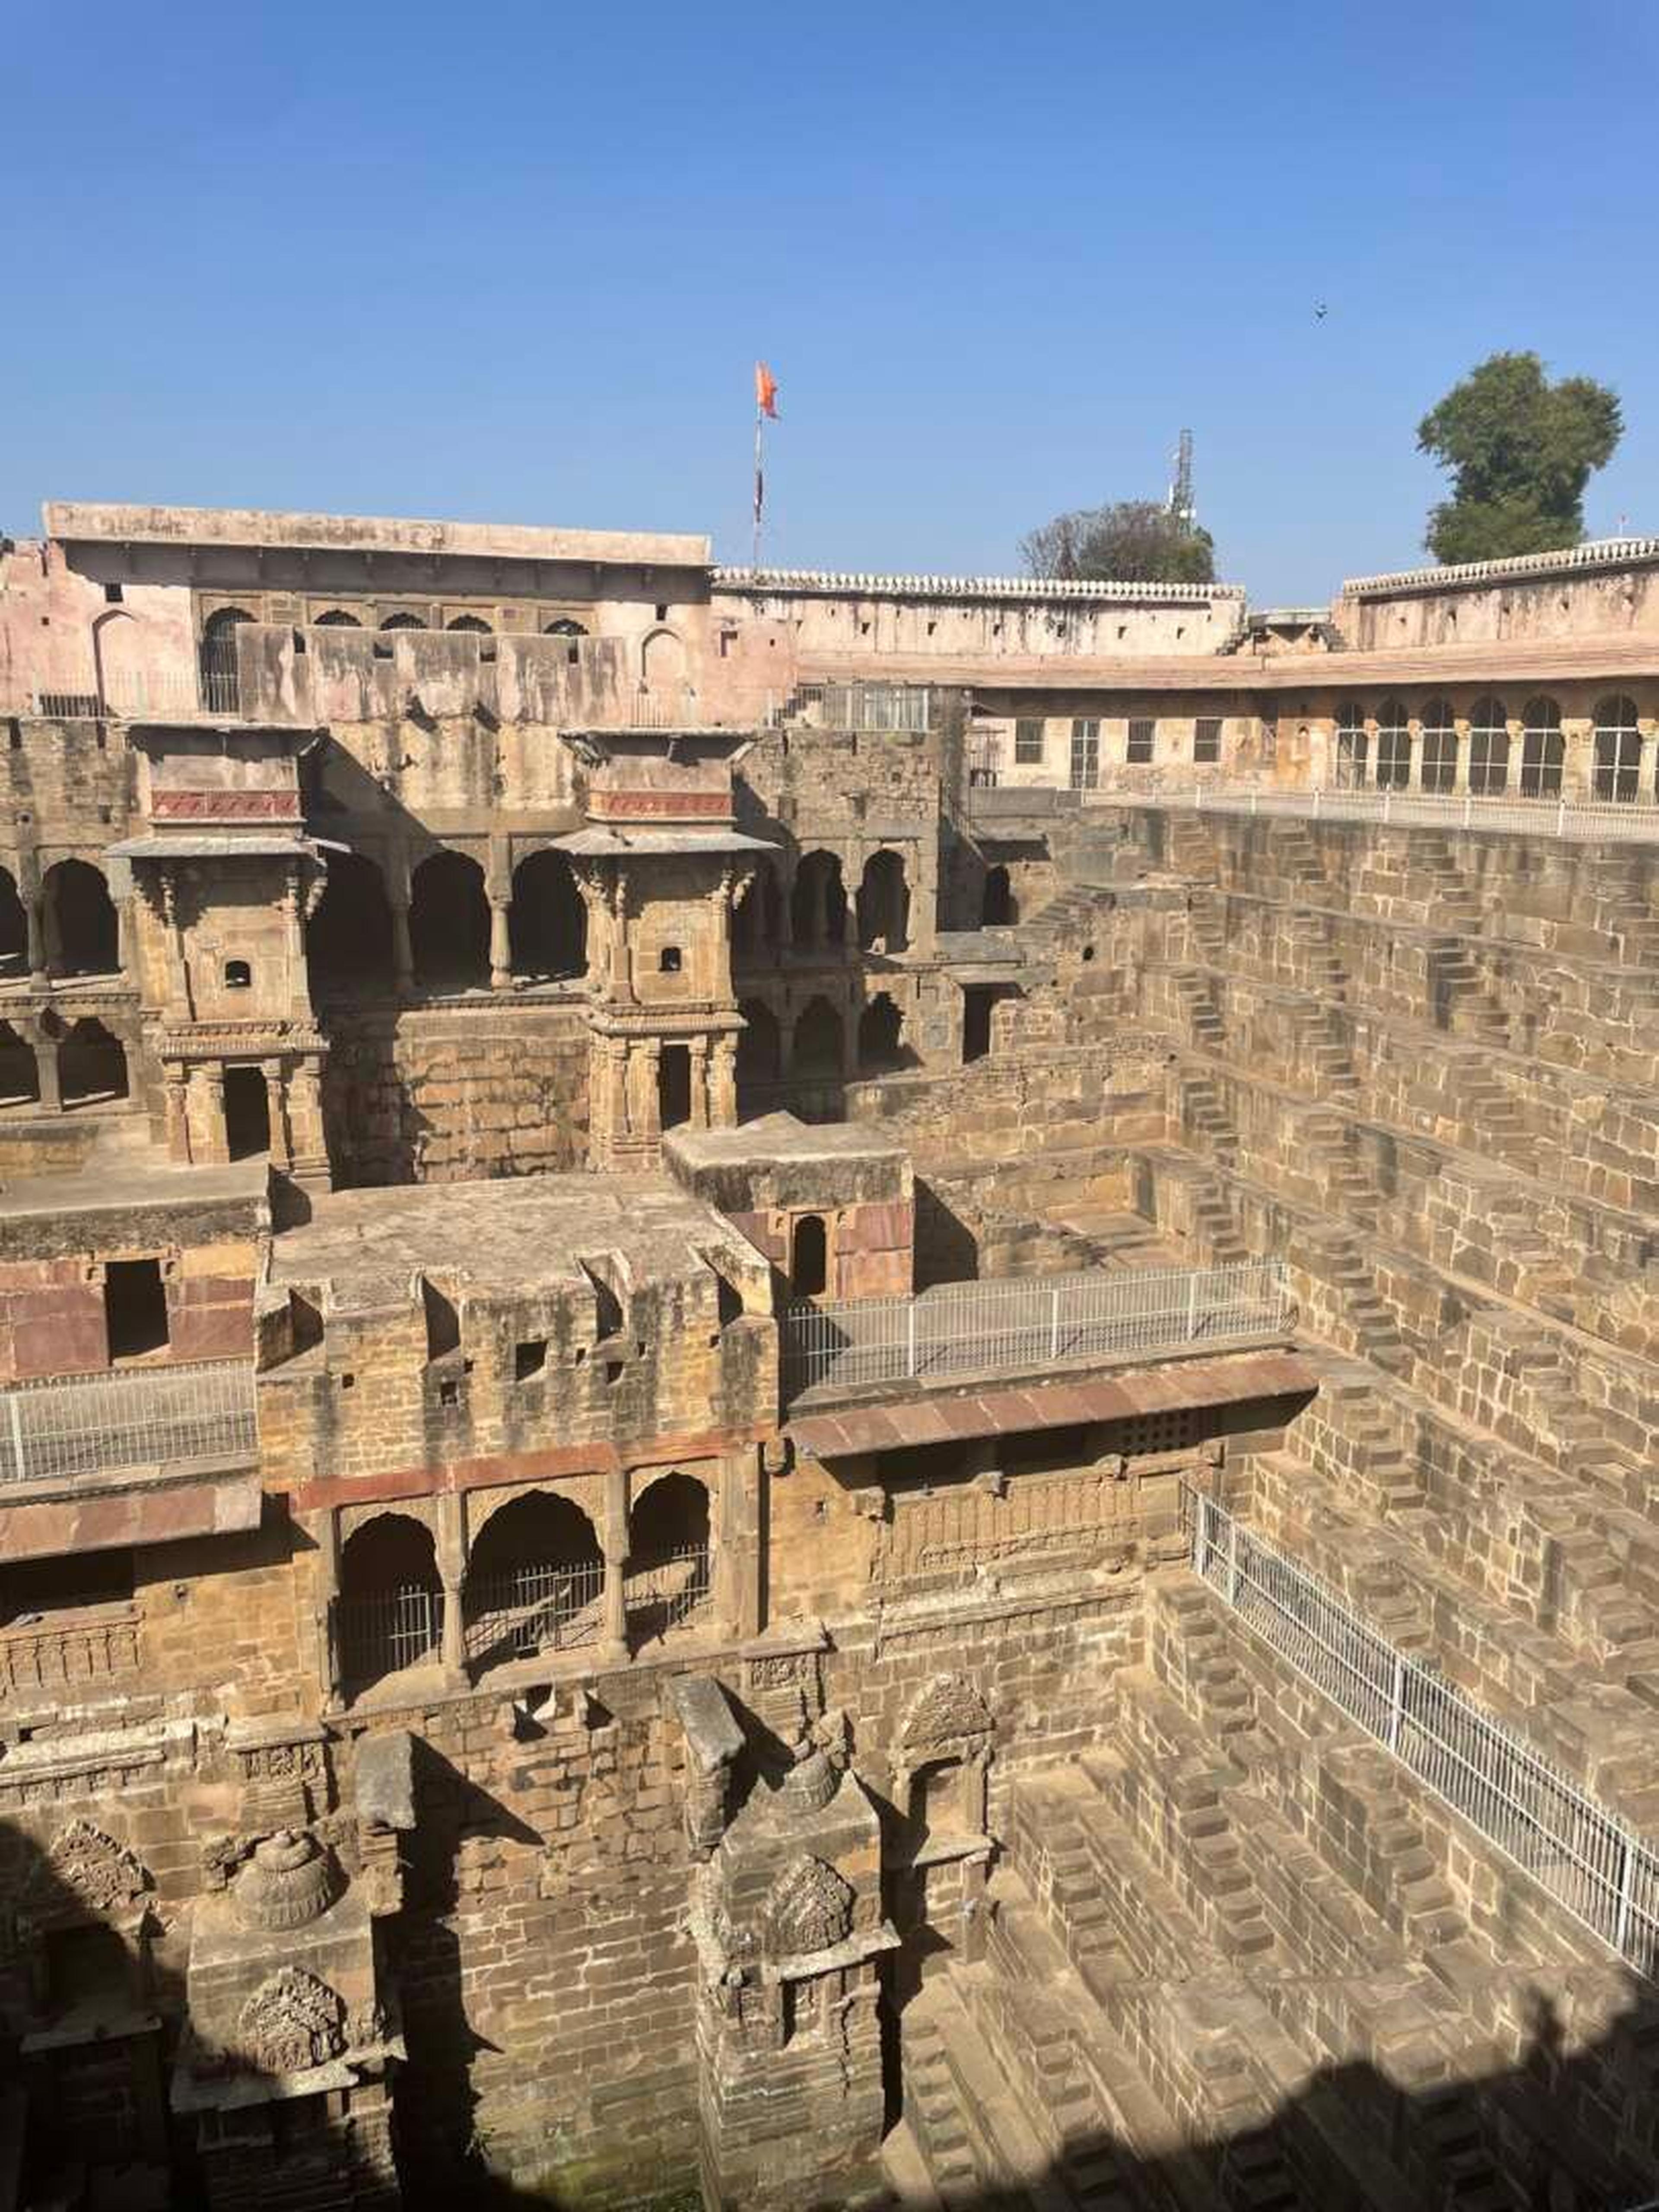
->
755 361 780 420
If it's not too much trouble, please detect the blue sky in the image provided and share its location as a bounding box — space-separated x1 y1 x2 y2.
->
4 0 1651 601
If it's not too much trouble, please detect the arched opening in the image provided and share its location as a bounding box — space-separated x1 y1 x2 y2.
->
0 1022 38 1106
790 851 847 952
314 609 362 628
658 1043 692 1131
0 867 28 977
543 618 588 637
509 849 586 980
339 1513 443 1694
58 1019 127 1106
858 992 906 1072
732 862 782 961
1334 705 1368 788
981 865 1014 927
856 849 910 953
736 1000 782 1098
463 1490 604 1670
223 1066 272 1161
306 851 396 996
409 850 489 993
446 615 493 635
379 611 425 632
1468 696 1510 795
1521 697 1565 798
44 860 118 976
1375 699 1411 788
641 627 685 692
625 1471 712 1637
199 606 253 712
791 1214 828 1299
1419 698 1458 792
1593 696 1642 802
792 997 843 1079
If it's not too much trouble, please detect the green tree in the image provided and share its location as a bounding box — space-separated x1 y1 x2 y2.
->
1020 499 1216 585
1417 352 1622 564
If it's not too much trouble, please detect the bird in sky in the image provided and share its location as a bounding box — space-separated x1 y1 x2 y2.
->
1313 300 1329 322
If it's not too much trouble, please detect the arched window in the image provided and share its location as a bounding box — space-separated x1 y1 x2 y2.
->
0 1021 38 1106
1593 695 1642 802
200 607 253 711
1419 698 1458 792
543 617 589 637
736 1000 782 1097
58 1019 127 1106
306 851 396 997
792 997 843 1079
625 1472 712 1637
1334 705 1368 788
858 992 905 1072
339 1514 443 1693
463 1491 603 1670
409 851 490 993
446 615 493 635
1375 699 1411 789
0 866 27 978
223 958 251 989
509 849 587 981
856 850 910 954
1520 697 1565 799
981 865 1014 926
791 1215 828 1299
314 609 362 628
790 852 847 951
43 858 118 976
1468 696 1510 795
659 946 682 974
379 611 426 632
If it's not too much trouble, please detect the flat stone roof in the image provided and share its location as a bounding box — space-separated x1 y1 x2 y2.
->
43 502 711 570
270 1169 764 1306
665 1113 906 1171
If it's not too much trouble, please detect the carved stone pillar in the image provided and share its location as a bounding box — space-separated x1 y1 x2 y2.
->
436 1491 468 1686
32 1028 61 1112
488 896 512 992
600 1466 629 1663
188 1064 227 1166
689 1036 710 1129
38 893 60 977
262 1058 292 1169
317 1508 343 1706
388 890 414 998
286 1058 330 1190
709 1036 737 1130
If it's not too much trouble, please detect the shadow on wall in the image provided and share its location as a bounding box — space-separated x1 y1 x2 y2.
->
4 1795 1658 2209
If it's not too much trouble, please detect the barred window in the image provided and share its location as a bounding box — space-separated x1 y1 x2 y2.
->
1375 699 1411 788
1014 717 1045 764
1520 697 1564 798
1126 718 1155 765
1335 706 1368 788
1419 699 1458 792
1468 696 1510 794
1593 695 1642 802
1194 716 1222 765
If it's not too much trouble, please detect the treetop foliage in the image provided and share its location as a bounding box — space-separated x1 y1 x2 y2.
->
1417 352 1622 565
1019 499 1216 586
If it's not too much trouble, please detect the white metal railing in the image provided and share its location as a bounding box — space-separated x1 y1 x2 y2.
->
781 1258 1292 1400
770 682 935 733
464 1557 604 1665
1187 1487 1659 1976
0 1358 259 1486
1083 782 1659 845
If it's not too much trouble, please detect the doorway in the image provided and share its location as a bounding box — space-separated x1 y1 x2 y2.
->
224 1066 272 1160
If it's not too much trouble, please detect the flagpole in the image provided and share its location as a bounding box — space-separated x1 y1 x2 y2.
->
752 400 764 570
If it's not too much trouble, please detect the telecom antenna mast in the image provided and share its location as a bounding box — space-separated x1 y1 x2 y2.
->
1166 428 1195 533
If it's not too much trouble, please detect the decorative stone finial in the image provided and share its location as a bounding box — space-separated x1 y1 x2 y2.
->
231 1828 341 1932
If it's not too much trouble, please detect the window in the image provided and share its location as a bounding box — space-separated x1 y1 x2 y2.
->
1375 700 1411 788
1126 718 1155 765
1419 699 1458 791
1335 707 1369 788
223 958 251 989
1593 695 1642 802
1068 719 1100 791
1014 718 1045 764
659 946 682 973
105 1258 169 1360
514 1338 547 1381
103 582 123 605
1520 697 1564 798
1194 717 1221 765
1468 696 1510 794
791 1215 827 1299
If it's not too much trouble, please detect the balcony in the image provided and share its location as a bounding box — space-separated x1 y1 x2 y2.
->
0 1358 259 1488
780 1258 1294 1403
0 1605 142 1697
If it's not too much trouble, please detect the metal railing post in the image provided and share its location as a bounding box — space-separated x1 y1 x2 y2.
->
1387 1650 1406 1751
1226 1510 1241 1604
1186 1273 1200 1340
906 1298 917 1381
1313 787 1322 817
8 1395 24 1485
1557 796 1567 837
1615 1835 1636 1957
1048 1287 1061 1362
